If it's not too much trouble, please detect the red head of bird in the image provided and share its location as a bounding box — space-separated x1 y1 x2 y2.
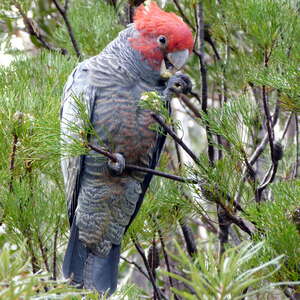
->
129 1 194 78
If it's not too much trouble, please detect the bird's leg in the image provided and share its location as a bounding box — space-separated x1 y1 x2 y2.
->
107 153 126 176
163 73 193 97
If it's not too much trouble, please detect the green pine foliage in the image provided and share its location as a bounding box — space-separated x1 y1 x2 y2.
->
246 181 300 282
0 0 300 299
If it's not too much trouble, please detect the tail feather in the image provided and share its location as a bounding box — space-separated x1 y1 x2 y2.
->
63 220 88 285
63 220 120 296
84 245 120 295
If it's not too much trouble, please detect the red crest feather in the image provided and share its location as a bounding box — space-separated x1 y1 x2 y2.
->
130 2 193 68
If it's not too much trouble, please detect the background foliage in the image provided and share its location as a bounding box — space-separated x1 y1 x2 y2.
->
0 0 299 299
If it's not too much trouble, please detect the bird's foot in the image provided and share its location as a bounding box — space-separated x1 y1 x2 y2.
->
107 153 125 176
164 73 192 96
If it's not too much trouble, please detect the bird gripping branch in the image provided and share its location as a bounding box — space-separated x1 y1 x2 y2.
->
60 1 193 295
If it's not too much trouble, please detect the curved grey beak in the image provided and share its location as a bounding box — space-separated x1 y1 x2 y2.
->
160 49 189 78
167 49 189 70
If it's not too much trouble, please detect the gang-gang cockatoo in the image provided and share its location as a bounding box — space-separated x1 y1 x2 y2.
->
60 1 193 295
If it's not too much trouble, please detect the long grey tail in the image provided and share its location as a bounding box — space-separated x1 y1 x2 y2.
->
63 220 120 296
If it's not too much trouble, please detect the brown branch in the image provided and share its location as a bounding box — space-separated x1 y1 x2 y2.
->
262 85 275 163
87 143 117 161
64 0 70 12
87 143 198 183
38 234 50 273
132 238 167 300
126 164 197 183
52 0 82 59
9 133 18 192
196 3 214 165
179 94 202 119
294 113 299 178
14 2 67 55
157 228 179 300
280 112 294 142
151 113 202 167
179 221 197 257
172 0 195 31
52 227 59 280
120 255 150 280
234 97 280 203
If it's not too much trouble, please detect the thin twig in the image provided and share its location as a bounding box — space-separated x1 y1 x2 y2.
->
9 133 18 192
88 143 117 161
52 227 59 280
294 113 299 178
126 164 197 183
157 228 179 300
172 131 198 259
64 0 70 12
52 0 82 58
120 255 150 280
234 97 280 203
196 3 214 164
151 113 201 166
179 94 202 119
87 143 198 183
151 113 245 215
172 0 195 31
14 2 67 55
132 238 167 300
280 112 294 142
262 84 275 163
179 220 197 256
38 234 50 273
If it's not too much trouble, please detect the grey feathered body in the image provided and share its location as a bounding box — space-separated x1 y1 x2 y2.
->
61 25 166 293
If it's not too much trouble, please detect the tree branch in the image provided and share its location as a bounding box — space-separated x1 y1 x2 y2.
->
172 0 195 31
120 255 150 280
150 113 202 167
14 2 67 55
157 227 179 300
87 143 198 184
52 0 82 59
132 238 167 300
294 113 299 178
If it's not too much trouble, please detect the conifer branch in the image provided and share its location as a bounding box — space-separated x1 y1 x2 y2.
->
235 97 280 203
151 113 251 235
196 1 232 254
52 0 82 59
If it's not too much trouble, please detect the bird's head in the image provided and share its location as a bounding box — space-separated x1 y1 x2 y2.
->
129 2 193 79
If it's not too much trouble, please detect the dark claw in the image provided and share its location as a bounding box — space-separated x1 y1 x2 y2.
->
164 73 193 96
107 153 125 176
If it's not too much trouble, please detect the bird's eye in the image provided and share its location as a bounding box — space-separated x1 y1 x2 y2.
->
157 35 167 47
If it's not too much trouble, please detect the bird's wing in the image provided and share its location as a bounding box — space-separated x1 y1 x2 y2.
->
60 61 97 225
125 100 170 231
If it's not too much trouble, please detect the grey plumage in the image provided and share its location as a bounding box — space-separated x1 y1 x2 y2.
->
60 13 192 293
61 25 167 295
